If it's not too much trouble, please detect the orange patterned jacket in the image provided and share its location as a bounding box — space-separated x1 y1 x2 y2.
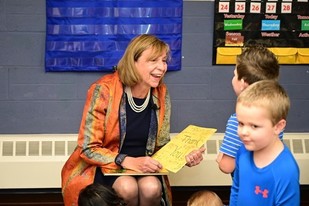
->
61 71 172 206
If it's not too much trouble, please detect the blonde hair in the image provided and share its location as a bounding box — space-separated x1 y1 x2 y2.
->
237 80 290 126
187 190 224 206
117 34 170 87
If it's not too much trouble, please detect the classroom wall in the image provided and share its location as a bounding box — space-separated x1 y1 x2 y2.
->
0 0 308 134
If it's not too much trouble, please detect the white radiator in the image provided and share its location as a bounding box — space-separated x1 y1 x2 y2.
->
0 133 308 188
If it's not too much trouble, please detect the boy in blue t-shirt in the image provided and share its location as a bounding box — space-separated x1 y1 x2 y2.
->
216 46 282 174
229 80 299 206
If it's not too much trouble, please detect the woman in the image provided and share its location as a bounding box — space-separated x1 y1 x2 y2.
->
61 34 205 206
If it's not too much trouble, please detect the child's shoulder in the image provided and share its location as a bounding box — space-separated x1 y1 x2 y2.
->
283 144 299 163
273 145 299 174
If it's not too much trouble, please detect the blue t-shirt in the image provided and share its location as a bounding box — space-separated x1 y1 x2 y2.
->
219 113 284 158
229 145 300 206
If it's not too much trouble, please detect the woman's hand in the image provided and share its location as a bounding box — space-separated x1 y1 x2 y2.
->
121 156 162 173
185 147 206 167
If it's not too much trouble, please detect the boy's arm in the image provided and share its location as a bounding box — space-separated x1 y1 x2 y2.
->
216 152 235 174
275 146 300 205
217 113 242 174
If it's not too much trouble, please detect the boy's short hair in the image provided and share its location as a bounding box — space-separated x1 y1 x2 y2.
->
187 190 223 206
236 46 279 85
237 80 290 125
78 183 125 206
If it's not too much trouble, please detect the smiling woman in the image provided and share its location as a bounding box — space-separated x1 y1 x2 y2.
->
61 34 205 206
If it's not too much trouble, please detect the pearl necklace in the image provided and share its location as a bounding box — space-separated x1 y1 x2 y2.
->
125 86 151 113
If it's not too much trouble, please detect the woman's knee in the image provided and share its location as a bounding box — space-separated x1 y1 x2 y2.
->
138 176 162 198
113 176 138 199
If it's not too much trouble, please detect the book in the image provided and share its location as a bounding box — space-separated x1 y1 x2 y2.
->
103 168 169 176
152 125 217 173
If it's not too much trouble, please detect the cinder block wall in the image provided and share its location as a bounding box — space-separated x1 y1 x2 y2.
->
0 0 308 134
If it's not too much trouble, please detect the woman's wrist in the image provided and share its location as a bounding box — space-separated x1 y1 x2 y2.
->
115 153 128 167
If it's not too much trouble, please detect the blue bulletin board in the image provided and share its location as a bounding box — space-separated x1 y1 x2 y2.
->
45 0 183 72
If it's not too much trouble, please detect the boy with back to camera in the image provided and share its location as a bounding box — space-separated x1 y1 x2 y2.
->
216 46 283 174
229 80 300 205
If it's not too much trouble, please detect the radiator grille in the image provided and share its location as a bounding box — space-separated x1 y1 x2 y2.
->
2 135 308 158
0 134 77 162
0 133 308 188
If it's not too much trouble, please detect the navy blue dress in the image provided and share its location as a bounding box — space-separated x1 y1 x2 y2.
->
94 94 151 186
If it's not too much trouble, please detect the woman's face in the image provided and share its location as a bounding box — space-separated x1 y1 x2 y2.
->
134 47 168 88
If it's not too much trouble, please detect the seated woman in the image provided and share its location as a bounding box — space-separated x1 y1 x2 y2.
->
61 34 205 206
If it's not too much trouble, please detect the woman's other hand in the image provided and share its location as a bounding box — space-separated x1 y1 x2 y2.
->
185 147 206 167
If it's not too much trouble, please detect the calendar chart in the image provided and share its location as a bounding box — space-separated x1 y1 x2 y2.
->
213 0 309 65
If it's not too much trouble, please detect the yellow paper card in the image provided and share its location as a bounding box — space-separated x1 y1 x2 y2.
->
152 125 217 173
102 168 169 176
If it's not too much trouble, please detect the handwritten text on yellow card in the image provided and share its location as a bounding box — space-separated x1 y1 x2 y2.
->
152 125 217 173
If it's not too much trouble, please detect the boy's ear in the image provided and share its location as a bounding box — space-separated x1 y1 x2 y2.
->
240 79 249 91
274 119 286 135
